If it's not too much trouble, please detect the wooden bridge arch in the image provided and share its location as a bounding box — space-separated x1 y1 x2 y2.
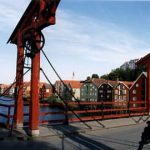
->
7 0 60 136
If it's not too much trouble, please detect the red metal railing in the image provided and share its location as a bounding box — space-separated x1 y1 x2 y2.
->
0 100 148 127
39 100 148 124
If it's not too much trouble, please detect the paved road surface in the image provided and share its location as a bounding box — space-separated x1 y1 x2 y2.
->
0 122 150 150
36 123 150 150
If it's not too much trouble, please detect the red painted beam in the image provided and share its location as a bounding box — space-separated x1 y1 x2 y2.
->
147 63 150 112
14 33 24 128
29 50 40 132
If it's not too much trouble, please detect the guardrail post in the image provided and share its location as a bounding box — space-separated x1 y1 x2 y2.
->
64 103 69 125
7 105 11 128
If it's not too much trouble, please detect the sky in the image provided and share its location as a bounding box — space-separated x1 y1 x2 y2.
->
0 0 150 84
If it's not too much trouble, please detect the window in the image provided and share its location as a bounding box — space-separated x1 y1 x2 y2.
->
123 96 126 100
115 95 118 100
122 90 126 94
115 90 118 94
132 90 136 94
107 95 110 98
107 90 112 93
46 89 49 92
136 84 139 87
99 90 103 93
133 97 137 101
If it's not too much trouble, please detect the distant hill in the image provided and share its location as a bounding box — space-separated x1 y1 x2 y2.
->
120 59 139 70
101 59 146 81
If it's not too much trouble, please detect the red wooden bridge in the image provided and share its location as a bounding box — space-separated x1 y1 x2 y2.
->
2 0 150 137
0 100 148 128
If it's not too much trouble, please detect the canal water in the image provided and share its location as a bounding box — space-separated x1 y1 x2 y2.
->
0 97 65 125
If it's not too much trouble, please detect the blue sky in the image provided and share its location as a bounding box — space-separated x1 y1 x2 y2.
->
0 0 150 84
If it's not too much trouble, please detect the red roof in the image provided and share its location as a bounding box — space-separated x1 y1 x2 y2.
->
91 78 106 87
119 81 133 88
136 53 150 66
56 80 81 89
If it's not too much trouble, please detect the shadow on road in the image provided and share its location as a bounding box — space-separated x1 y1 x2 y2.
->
0 127 58 150
51 124 115 150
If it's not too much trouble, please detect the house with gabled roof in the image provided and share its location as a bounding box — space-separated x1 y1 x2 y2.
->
0 84 13 96
98 80 118 102
80 78 106 101
55 80 81 101
23 82 53 99
130 72 147 103
114 81 133 107
39 83 53 100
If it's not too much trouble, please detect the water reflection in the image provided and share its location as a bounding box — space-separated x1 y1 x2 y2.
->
0 97 65 125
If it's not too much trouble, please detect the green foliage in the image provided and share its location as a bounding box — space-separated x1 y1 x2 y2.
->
40 95 63 103
86 76 91 80
101 66 146 81
91 74 99 79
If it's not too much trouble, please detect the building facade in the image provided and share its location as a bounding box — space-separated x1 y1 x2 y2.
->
80 78 106 101
130 72 147 102
98 83 114 102
55 80 81 101
114 81 133 107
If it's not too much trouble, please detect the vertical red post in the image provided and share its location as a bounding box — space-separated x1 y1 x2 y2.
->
29 50 40 136
15 32 24 128
147 62 150 113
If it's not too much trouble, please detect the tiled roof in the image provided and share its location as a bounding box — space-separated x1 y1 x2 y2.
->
55 80 81 89
0 84 10 89
43 83 52 89
130 72 147 89
82 78 118 88
136 53 150 65
23 82 51 89
91 78 106 87
119 81 133 88
106 80 118 87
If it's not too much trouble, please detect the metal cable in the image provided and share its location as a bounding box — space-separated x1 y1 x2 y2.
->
41 49 105 128
41 68 92 129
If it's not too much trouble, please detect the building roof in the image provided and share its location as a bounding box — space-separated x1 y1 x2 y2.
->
55 80 81 89
136 53 150 66
81 78 118 88
116 81 133 89
0 84 10 89
91 78 107 87
42 83 52 89
130 72 147 89
105 80 118 88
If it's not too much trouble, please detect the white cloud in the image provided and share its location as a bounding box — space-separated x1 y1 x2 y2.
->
0 1 149 83
43 9 149 64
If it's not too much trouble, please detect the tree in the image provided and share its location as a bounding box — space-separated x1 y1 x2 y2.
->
101 66 146 81
86 76 91 80
91 74 99 79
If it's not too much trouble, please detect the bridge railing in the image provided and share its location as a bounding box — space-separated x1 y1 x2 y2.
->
0 100 148 127
0 103 14 127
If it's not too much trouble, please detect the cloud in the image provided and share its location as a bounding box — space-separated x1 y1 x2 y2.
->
43 9 149 65
0 1 149 83
0 0 29 31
